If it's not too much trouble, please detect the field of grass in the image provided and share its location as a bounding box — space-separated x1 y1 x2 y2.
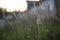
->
0 18 60 40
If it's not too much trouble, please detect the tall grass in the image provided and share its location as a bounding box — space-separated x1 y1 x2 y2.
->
1 18 60 40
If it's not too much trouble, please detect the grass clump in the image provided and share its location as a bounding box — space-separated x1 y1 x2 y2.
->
1 18 60 40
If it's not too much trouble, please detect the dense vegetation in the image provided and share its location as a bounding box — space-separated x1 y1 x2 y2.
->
0 0 60 40
0 18 60 40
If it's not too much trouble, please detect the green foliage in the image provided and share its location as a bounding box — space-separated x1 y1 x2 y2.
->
1 18 60 40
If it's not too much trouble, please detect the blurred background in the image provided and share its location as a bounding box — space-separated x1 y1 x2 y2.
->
0 0 60 40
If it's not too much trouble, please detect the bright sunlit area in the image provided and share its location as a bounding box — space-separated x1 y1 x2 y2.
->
0 0 27 12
